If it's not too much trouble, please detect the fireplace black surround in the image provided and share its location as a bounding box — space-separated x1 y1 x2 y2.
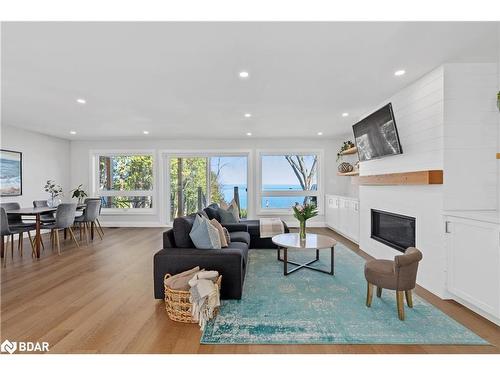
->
371 209 415 253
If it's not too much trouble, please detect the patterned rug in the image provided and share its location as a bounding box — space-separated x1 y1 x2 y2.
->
201 245 488 345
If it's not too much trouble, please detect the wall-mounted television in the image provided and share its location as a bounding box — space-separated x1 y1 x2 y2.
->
352 103 402 162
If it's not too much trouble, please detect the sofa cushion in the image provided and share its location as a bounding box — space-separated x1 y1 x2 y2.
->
204 205 221 221
173 214 197 248
189 215 222 250
229 231 251 246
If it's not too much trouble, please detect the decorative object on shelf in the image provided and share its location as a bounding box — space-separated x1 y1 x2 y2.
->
0 149 22 197
44 179 63 207
292 203 318 240
497 91 500 112
71 184 88 204
338 162 354 173
336 140 356 162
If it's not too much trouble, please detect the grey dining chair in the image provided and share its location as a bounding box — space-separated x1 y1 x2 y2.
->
84 197 104 237
33 200 56 223
1 207 36 267
41 203 79 254
74 199 102 243
0 202 33 228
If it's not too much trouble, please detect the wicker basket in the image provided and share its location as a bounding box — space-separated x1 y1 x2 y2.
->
164 273 222 323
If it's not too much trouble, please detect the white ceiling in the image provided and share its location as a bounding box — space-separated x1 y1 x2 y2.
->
2 22 499 140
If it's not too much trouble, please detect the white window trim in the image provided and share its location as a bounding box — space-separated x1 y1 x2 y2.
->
89 149 157 215
256 149 324 216
159 149 253 226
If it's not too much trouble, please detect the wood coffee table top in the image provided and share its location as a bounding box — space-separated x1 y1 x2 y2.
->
272 233 337 249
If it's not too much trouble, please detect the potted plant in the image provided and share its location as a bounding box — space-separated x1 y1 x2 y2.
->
44 180 63 207
71 184 88 204
336 140 356 162
292 203 319 240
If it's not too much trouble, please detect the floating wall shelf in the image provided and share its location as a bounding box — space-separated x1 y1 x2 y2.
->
337 171 359 176
339 146 358 156
351 170 444 185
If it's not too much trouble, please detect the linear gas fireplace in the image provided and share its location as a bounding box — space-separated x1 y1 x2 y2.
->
371 209 415 253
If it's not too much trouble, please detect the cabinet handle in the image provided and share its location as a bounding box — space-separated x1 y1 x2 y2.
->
445 221 451 233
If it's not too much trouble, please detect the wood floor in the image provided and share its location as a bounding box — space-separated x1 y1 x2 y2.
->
1 227 499 354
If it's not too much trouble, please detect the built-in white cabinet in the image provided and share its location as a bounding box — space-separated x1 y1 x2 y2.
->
444 213 500 325
325 195 359 244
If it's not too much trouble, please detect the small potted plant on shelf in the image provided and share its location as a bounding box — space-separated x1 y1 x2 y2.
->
71 184 88 204
44 180 63 207
337 140 356 173
292 202 319 240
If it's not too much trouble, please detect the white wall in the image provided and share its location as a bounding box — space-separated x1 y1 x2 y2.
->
443 63 499 210
70 137 345 227
357 67 447 297
0 125 71 207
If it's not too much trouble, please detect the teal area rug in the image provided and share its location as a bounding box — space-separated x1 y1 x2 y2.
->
201 246 488 345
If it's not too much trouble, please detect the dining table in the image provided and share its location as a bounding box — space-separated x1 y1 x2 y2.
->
4 204 86 258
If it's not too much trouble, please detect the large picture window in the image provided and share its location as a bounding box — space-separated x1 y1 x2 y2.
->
259 152 321 212
168 154 248 221
94 152 155 211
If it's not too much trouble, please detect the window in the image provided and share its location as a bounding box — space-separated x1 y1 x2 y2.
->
168 155 248 220
94 152 155 212
259 152 321 212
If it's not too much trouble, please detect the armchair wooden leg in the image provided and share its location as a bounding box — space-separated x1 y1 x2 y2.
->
405 290 413 308
376 286 382 298
396 291 405 320
366 282 373 307
68 227 80 248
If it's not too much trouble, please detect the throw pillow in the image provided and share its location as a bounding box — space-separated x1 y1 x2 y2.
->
222 227 231 244
228 199 240 221
189 215 222 249
196 210 209 219
219 201 229 210
210 219 228 247
218 207 238 224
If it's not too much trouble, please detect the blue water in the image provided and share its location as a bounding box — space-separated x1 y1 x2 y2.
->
0 157 21 195
221 184 316 209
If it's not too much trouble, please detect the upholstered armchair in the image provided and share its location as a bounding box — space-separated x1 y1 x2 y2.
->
364 247 423 320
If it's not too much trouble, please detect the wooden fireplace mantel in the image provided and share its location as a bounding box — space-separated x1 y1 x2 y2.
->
351 170 443 185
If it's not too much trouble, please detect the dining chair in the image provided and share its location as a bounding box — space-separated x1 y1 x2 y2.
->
1 208 36 267
74 199 102 243
85 197 104 237
0 202 33 228
41 203 79 254
33 200 56 223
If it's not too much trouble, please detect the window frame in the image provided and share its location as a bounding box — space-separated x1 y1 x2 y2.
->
90 149 157 215
256 149 324 215
160 150 252 225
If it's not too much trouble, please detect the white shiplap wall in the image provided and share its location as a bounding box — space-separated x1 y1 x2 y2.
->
443 63 499 210
359 66 444 176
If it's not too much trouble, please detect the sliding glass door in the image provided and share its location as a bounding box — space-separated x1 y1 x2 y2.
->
168 155 248 220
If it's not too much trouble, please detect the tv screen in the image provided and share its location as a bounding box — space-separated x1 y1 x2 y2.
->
352 103 402 162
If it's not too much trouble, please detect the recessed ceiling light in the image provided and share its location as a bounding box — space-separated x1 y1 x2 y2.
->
244 113 252 118
76 98 86 104
69 130 77 135
394 70 406 76
342 112 349 117
239 71 249 79
246 132 252 136
317 132 323 136
143 130 150 135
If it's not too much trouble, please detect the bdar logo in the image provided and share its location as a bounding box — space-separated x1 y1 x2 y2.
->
1 339 17 354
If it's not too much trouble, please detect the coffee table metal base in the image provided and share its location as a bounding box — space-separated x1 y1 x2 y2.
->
277 247 334 276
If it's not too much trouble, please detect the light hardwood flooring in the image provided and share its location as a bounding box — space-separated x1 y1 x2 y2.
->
1 227 499 354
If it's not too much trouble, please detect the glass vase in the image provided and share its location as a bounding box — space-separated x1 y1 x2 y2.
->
47 195 61 207
299 220 307 240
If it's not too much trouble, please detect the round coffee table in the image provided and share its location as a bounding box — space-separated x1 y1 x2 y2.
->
272 233 337 276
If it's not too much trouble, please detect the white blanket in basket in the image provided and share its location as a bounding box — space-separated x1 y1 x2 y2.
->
260 218 285 238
